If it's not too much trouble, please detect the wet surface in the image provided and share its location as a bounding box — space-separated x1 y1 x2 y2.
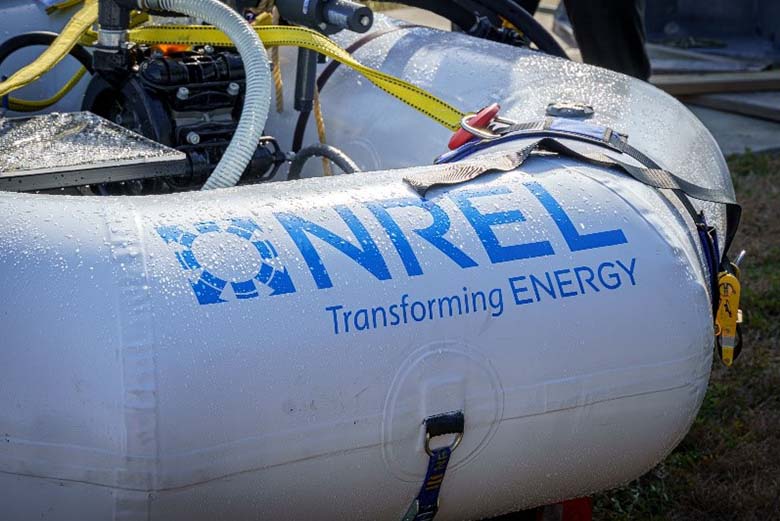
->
0 111 181 174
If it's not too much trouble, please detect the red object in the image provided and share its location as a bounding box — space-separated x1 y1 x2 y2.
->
532 497 592 521
561 498 592 521
448 103 501 150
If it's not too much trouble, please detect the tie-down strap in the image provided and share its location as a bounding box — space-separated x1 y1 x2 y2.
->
401 411 465 521
409 118 741 254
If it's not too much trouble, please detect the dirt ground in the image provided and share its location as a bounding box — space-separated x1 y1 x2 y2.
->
592 152 780 521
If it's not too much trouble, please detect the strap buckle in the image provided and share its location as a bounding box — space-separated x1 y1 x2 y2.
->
448 103 515 150
423 410 465 456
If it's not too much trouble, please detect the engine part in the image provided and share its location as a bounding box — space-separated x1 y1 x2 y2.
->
84 47 284 193
104 0 273 191
276 0 374 35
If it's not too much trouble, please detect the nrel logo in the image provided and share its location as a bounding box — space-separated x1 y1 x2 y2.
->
157 182 629 306
156 218 295 305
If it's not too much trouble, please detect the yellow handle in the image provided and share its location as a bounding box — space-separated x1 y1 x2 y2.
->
8 67 87 112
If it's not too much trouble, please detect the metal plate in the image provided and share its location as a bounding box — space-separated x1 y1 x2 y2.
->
0 111 187 192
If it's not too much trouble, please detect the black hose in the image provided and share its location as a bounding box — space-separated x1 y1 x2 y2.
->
287 143 360 180
469 0 568 58
0 31 94 73
375 0 567 58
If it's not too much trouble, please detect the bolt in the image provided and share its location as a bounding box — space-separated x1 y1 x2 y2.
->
227 82 240 96
203 45 214 55
359 15 371 27
319 22 328 31
176 87 190 101
186 131 200 145
114 114 123 125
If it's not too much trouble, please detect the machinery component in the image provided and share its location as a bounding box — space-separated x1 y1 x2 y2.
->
276 0 374 35
93 0 133 82
90 0 273 191
293 48 319 113
137 0 273 191
83 49 285 193
80 0 280 193
0 111 186 192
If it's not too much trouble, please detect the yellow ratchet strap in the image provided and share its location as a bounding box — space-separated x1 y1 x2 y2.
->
0 0 97 99
2 1 464 130
715 268 743 367
127 24 466 131
8 67 87 112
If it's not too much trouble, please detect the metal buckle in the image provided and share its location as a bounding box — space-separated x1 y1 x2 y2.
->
424 430 463 456
459 113 515 141
422 410 465 456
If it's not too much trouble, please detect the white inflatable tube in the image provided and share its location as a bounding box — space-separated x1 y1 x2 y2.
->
0 13 731 521
1 157 715 520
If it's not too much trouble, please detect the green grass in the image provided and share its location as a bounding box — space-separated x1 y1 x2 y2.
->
592 151 780 521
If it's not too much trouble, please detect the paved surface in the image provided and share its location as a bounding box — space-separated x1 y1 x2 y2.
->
689 106 780 155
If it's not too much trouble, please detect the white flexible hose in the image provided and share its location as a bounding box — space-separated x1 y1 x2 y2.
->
140 0 272 190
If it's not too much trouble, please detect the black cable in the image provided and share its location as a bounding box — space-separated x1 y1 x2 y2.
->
373 0 567 58
287 143 360 180
0 31 94 73
469 0 568 58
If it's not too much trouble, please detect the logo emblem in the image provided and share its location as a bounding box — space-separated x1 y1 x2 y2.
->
156 217 296 305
